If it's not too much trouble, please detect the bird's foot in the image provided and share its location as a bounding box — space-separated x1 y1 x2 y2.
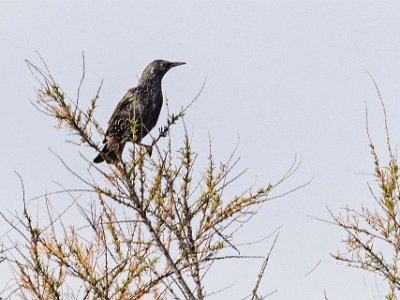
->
114 163 124 177
138 143 153 157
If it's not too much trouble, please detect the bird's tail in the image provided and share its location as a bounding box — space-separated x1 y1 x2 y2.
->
93 144 119 164
93 152 105 163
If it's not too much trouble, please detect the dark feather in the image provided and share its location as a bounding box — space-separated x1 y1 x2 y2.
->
94 60 185 164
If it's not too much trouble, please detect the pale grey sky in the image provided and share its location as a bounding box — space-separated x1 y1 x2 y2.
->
2 1 400 299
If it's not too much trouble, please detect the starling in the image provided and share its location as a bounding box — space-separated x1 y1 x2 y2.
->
93 60 185 164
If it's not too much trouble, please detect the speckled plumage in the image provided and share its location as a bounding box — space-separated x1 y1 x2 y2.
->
94 60 185 164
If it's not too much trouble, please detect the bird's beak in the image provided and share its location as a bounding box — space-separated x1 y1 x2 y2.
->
169 62 186 68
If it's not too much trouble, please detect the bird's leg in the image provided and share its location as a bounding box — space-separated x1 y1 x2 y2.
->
114 163 124 177
137 142 153 157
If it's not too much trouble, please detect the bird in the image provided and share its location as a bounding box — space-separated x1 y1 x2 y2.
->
93 60 185 164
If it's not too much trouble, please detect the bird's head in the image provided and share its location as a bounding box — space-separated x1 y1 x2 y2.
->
139 60 185 84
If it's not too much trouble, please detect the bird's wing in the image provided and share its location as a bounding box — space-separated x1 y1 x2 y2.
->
103 87 144 142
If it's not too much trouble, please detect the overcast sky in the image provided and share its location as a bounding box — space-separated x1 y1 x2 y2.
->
2 1 400 299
